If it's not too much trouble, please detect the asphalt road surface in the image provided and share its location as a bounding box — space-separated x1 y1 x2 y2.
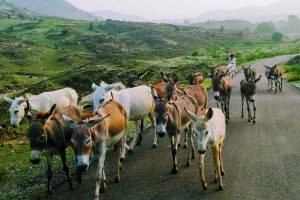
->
50 55 300 200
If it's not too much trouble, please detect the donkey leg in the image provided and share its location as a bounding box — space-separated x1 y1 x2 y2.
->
219 144 225 176
280 77 283 92
128 120 139 153
61 150 73 191
95 142 106 199
198 154 207 191
246 100 252 122
183 128 188 148
137 118 144 146
149 112 158 148
253 102 257 124
170 135 179 174
46 155 54 195
241 95 244 118
186 125 195 167
212 146 223 191
275 80 278 93
114 140 122 183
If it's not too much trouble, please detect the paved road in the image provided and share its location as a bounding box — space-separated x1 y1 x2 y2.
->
51 55 300 200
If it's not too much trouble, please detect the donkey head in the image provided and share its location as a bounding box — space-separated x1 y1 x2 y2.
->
185 108 214 154
161 73 179 101
27 104 56 165
3 96 29 128
62 114 109 172
211 73 227 100
243 65 252 77
188 72 204 85
264 64 277 79
126 68 151 87
241 75 262 102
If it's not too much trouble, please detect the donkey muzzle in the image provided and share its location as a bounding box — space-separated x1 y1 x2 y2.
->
77 164 88 172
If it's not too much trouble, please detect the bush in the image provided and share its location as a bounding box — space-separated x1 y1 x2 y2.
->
272 32 283 42
192 51 199 56
61 29 69 36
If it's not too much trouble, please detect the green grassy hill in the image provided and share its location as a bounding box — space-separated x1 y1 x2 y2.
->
0 0 35 19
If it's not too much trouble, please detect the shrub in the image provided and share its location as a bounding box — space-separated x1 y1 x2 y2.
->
192 51 199 56
272 32 283 42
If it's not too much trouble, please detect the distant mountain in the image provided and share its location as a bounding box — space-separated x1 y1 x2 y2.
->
92 10 147 22
192 19 256 31
5 0 99 21
191 0 300 23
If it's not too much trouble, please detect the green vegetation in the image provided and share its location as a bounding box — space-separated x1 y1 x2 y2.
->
256 22 276 33
272 32 283 41
0 10 300 199
283 55 300 83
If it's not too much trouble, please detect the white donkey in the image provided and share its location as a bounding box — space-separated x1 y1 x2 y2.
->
186 108 226 191
92 83 157 158
3 87 78 127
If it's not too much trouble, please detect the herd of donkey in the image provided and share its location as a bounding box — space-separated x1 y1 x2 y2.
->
2 63 284 199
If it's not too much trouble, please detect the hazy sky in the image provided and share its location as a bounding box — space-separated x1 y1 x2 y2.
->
66 0 280 19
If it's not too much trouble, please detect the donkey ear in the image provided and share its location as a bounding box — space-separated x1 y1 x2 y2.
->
255 75 262 83
172 74 178 84
184 107 200 122
42 104 56 121
86 114 110 128
61 114 74 128
3 96 13 104
160 72 168 82
92 83 98 91
205 108 214 121
110 91 114 100
263 64 271 69
151 86 158 100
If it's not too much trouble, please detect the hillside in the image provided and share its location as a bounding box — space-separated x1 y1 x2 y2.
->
0 0 35 19
92 10 147 22
5 0 98 21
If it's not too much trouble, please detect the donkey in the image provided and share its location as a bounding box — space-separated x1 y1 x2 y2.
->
242 65 256 81
3 87 78 127
78 82 125 110
62 98 127 200
209 72 233 124
92 84 157 156
152 88 198 173
188 72 204 85
240 75 262 124
126 67 151 87
210 66 228 77
264 64 284 93
27 105 82 194
185 108 226 191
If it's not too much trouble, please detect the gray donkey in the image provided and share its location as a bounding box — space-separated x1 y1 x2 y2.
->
240 75 262 124
242 65 256 81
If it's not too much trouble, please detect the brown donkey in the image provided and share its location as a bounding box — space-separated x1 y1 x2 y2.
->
264 64 284 93
27 105 82 194
152 87 198 173
188 72 204 85
240 75 262 124
62 98 127 200
209 72 233 124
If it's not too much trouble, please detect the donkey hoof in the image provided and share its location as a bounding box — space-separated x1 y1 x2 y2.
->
218 185 224 191
248 119 251 122
186 160 191 167
202 183 208 191
119 165 123 171
221 171 225 176
241 115 244 118
178 143 181 147
128 148 133 154
214 178 218 183
152 143 157 149
171 167 178 174
192 154 195 160
99 187 106 193
253 120 256 124
225 119 229 124
183 144 188 149
120 157 125 163
114 176 121 183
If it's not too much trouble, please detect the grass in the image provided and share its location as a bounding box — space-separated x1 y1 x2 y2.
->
283 63 300 82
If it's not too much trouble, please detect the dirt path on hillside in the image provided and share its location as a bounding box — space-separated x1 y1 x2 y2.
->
49 55 300 200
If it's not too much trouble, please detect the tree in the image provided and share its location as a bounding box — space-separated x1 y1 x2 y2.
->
272 32 283 42
256 22 276 33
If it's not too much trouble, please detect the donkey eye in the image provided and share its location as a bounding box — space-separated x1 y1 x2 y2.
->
164 113 168 118
206 131 208 135
86 139 91 144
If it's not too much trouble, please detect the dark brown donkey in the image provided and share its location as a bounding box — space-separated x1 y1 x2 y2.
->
209 72 233 124
27 105 82 194
264 64 284 93
242 65 256 81
62 98 127 200
152 87 198 173
240 75 262 124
